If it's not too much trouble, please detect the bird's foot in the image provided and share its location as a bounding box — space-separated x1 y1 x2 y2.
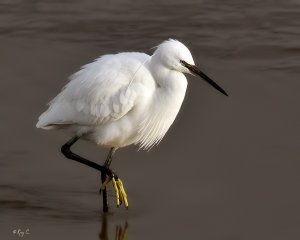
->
100 171 128 209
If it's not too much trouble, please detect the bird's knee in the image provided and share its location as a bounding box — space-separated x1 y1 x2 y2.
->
61 144 71 158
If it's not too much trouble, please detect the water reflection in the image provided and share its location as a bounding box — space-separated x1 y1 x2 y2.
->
99 214 128 240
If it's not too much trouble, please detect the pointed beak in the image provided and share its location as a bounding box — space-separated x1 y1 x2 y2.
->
182 61 228 96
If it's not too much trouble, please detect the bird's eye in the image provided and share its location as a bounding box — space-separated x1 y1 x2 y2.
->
180 60 187 66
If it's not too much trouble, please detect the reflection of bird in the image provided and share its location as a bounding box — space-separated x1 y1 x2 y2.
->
36 39 228 211
99 214 108 240
99 214 128 240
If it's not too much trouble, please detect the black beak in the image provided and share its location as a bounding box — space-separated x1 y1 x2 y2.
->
181 61 228 96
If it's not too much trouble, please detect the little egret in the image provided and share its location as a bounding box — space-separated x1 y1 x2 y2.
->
36 39 228 212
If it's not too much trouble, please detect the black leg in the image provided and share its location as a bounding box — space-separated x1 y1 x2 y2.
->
61 136 112 176
61 136 117 212
101 147 117 212
104 148 117 167
101 173 109 212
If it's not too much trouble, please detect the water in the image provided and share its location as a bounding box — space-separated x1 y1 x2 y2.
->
0 0 299 239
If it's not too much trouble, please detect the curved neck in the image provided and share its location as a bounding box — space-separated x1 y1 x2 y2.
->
147 56 188 122
148 56 188 91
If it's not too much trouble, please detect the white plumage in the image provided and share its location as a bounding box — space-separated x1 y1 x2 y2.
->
37 39 196 150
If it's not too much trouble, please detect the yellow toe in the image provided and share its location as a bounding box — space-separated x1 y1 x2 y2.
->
112 177 120 206
100 175 111 191
116 178 128 209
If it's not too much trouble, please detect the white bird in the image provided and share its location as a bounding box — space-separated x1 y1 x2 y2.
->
36 39 228 212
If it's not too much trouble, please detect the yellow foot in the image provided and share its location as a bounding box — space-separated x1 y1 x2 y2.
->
100 175 128 209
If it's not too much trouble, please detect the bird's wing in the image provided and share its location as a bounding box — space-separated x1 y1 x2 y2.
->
37 53 151 128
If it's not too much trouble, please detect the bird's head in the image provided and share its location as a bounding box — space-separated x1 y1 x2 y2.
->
153 39 228 96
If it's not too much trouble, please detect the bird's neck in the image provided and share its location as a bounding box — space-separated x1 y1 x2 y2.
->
148 59 188 116
136 59 188 149
149 60 188 92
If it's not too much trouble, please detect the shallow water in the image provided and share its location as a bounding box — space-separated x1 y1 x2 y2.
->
0 0 300 239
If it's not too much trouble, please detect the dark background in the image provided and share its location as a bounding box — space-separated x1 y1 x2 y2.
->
0 0 299 239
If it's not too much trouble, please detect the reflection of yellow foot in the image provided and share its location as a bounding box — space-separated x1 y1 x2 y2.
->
116 222 128 240
100 175 128 209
